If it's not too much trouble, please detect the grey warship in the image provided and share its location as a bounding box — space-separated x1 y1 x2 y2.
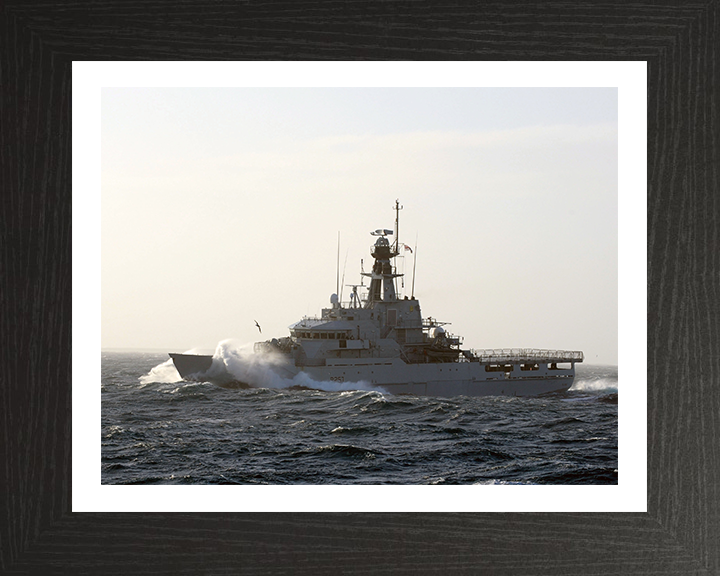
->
170 201 583 397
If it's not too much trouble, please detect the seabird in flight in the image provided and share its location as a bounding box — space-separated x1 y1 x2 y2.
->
254 320 262 333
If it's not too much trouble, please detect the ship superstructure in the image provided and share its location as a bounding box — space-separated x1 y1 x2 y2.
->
170 201 583 397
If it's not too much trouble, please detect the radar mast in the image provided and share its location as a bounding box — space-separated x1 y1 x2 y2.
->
362 200 403 305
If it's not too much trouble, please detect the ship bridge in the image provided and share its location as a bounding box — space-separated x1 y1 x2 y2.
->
288 318 357 340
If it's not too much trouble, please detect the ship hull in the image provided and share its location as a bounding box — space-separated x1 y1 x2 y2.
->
168 353 216 379
170 353 574 397
301 359 573 397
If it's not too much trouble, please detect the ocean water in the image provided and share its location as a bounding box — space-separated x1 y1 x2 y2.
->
101 351 618 485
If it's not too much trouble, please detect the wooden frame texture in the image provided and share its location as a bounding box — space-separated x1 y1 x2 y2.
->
1 2 718 574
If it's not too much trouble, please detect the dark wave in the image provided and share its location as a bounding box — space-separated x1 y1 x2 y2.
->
533 466 618 484
598 393 618 404
542 416 585 428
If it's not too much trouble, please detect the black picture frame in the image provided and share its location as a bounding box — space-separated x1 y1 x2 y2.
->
2 2 717 574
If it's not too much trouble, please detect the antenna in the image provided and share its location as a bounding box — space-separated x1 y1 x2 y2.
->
393 199 403 254
411 233 418 299
336 231 340 298
339 248 349 303
345 283 363 308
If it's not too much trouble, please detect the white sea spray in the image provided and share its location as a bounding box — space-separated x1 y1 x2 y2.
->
211 338 384 393
571 366 618 393
139 358 181 385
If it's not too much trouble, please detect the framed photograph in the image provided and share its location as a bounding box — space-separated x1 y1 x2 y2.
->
81 63 635 514
3 3 716 574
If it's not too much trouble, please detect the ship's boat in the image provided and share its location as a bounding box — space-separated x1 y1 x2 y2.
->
170 201 583 397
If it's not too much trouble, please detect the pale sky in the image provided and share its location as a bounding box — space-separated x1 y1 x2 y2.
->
102 88 618 364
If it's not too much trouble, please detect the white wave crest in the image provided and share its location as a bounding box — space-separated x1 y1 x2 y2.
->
210 338 383 393
139 358 182 385
571 377 618 393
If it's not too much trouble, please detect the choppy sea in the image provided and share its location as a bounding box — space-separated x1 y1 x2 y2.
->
101 351 618 485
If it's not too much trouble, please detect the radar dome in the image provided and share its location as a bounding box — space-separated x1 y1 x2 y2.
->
330 293 339 305
430 326 446 339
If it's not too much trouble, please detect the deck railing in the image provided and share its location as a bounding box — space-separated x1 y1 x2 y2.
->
467 349 584 363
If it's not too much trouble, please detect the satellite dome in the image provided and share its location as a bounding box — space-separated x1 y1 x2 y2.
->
430 326 446 339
